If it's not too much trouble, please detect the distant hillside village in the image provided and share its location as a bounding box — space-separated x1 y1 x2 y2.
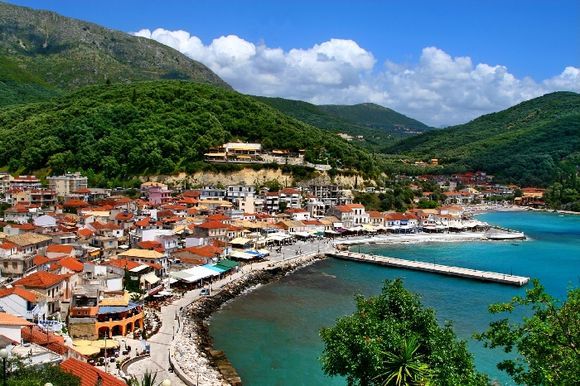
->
0 170 546 382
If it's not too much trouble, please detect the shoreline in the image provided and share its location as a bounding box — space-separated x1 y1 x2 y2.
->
170 253 325 386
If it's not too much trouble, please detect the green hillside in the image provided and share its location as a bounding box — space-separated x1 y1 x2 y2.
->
0 81 380 182
319 103 431 135
0 2 228 106
386 92 580 186
255 96 432 150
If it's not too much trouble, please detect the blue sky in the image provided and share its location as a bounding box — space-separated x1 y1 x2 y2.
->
7 0 580 125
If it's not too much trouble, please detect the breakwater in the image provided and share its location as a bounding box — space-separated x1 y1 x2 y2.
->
172 254 325 385
328 252 530 286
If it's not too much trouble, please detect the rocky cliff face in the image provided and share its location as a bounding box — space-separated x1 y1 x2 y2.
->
147 169 375 190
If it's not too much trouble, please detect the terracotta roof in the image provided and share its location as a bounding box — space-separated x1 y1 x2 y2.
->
198 221 227 230
90 221 120 231
33 255 51 266
22 325 65 347
0 287 39 303
0 313 33 326
60 358 126 386
63 199 89 208
137 240 163 250
56 257 84 272
5 233 52 247
207 214 230 221
105 259 142 271
46 244 74 254
13 271 67 289
115 212 134 221
135 217 151 227
78 228 93 238
0 242 17 250
181 245 223 258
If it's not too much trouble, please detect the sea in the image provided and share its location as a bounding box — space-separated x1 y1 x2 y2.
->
208 211 580 385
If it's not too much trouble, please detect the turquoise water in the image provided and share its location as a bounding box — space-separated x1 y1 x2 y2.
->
209 212 580 385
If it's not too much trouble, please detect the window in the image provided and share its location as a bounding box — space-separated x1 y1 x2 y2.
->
12 262 17 269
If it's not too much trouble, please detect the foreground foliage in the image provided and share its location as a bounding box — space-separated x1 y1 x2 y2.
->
6 361 80 386
476 280 580 385
320 279 487 385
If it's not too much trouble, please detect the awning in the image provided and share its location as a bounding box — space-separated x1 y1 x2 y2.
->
203 264 228 273
129 265 149 273
141 272 160 285
363 224 377 232
215 259 239 270
74 345 101 356
229 250 257 260
170 266 219 283
230 237 252 246
291 231 312 238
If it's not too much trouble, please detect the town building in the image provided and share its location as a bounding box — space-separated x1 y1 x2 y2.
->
46 173 88 199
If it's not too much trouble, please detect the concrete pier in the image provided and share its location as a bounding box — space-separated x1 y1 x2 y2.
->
328 252 529 286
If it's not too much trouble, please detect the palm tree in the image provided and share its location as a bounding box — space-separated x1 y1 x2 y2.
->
375 336 431 386
125 370 158 386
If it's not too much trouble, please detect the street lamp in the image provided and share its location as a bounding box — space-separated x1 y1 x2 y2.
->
161 380 172 386
0 348 8 386
44 383 53 386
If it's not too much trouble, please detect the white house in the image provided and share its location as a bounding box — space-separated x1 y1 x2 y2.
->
0 287 48 322
0 312 33 342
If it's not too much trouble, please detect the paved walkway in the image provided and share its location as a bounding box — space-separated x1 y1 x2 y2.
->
126 239 336 385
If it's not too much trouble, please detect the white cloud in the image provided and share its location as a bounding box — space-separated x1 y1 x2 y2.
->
133 28 580 126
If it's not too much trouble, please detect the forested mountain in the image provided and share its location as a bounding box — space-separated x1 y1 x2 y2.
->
255 96 432 150
386 92 580 186
0 81 380 181
0 2 228 106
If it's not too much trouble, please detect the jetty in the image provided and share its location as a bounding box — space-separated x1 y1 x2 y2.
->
328 252 529 286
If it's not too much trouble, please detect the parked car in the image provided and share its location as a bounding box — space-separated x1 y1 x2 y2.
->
200 288 210 296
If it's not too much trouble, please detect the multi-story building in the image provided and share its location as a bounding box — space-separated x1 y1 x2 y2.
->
327 204 369 229
280 188 302 209
0 173 10 194
46 172 88 199
10 175 41 190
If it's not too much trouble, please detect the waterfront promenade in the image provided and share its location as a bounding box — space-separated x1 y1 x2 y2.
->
126 238 336 385
329 251 530 286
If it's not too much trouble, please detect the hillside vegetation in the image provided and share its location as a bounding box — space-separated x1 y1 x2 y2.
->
0 81 380 181
255 96 431 150
386 92 580 186
0 2 228 106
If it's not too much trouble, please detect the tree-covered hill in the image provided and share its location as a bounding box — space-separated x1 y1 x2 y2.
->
386 92 580 186
0 81 380 180
318 103 431 135
255 96 432 150
0 2 228 106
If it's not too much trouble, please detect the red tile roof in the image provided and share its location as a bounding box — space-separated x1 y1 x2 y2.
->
207 214 230 221
46 244 74 254
78 228 94 238
13 271 67 289
105 259 141 271
198 221 227 230
115 212 134 221
56 257 84 272
60 358 126 386
137 240 163 250
0 313 33 326
0 242 17 250
135 217 151 227
33 255 51 266
0 287 39 303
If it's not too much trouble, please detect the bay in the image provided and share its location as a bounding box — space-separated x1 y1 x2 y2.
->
209 211 580 385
